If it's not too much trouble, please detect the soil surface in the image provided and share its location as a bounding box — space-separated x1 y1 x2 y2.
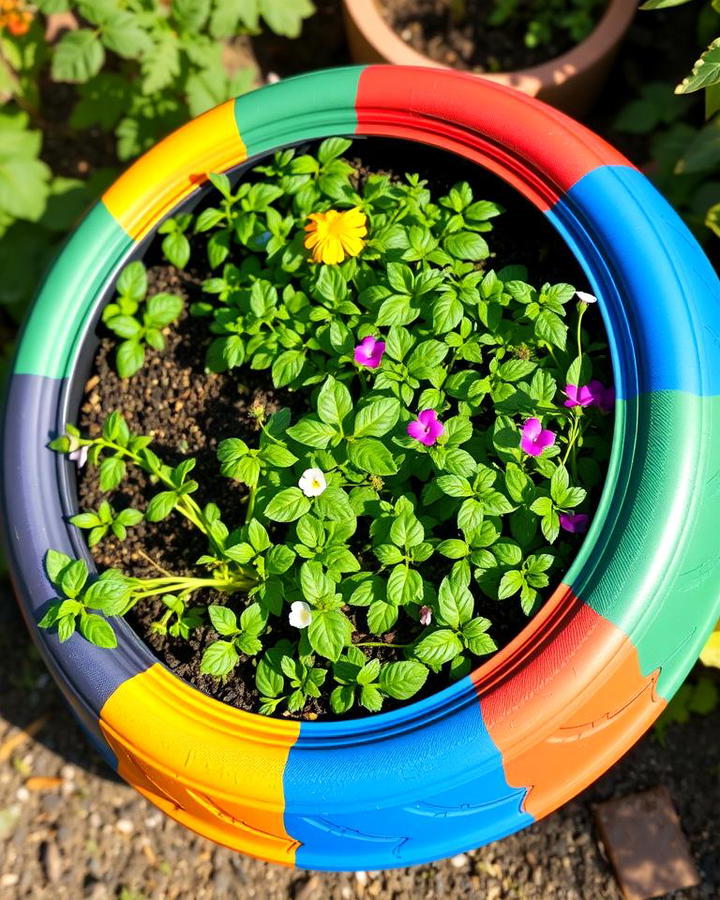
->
73 140 606 720
0 593 718 899
380 0 602 72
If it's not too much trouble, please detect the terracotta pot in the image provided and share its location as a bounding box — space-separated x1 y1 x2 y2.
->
341 0 636 115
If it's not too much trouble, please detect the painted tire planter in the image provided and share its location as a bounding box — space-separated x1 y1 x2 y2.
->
3 66 720 871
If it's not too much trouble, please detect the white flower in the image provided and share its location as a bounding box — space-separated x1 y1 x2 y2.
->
68 445 88 468
298 467 327 497
419 605 432 626
289 600 312 629
575 290 598 304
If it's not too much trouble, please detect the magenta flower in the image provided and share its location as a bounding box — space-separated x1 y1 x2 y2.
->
407 409 445 447
419 605 432 626
520 418 556 457
588 380 615 413
564 384 595 408
354 335 385 369
559 513 590 534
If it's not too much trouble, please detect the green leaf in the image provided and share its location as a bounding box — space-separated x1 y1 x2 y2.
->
172 0 210 30
107 315 142 339
117 261 147 302
296 514 324 548
385 326 414 361
387 565 423 605
101 11 154 58
462 618 497 656
437 539 469 559
498 570 524 600
436 474 473 498
677 37 720 94
83 577 129 615
360 683 384 712
498 359 536 382
271 349 305 387
353 397 401 438
266 545 296 575
444 231 489 260
433 295 463 333
45 549 72 585
145 491 178 522
240 603 266 637
265 487 311 522
79 613 117 648
414 629 463 667
0 131 51 221
317 377 352 427
458 498 484 533
308 609 350 662
146 292 183 327
200 640 239 677
389 510 424 548
286 416 337 449
330 684 356 714
208 605 239 636
317 136 353 164
98 455 125 491
535 310 567 350
116 340 145 378
260 444 298 468
356 659 381 686
550 465 570 505
367 599 398 635
379 660 428 699
60 559 88 598
52 30 105 83
256 651 285 698
300 560 334 602
347 438 398 476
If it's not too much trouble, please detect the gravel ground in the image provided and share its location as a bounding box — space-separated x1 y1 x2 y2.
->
1 591 718 900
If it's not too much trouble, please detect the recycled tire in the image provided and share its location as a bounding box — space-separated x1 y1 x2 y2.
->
3 66 720 871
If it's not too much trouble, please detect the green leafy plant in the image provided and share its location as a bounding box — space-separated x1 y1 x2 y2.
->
0 0 314 311
449 0 603 52
654 673 719 743
42 138 614 718
101 260 183 376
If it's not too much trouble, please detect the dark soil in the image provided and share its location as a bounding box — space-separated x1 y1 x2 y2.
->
73 139 608 721
381 0 603 72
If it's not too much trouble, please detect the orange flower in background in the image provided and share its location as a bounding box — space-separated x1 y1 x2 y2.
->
0 0 33 35
304 207 367 265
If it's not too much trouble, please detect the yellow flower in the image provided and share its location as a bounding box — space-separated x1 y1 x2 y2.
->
304 207 367 265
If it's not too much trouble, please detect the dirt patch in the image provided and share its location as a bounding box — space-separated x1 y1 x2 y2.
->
379 0 603 72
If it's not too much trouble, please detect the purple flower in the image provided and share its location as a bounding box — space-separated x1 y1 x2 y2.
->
520 418 555 457
588 380 615 413
354 335 385 369
563 384 595 408
419 605 432 626
559 513 590 534
407 409 445 447
69 445 88 468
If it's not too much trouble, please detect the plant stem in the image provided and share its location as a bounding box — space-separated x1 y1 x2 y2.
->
354 641 409 649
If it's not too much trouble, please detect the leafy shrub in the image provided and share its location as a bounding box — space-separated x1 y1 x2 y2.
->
0 0 314 310
43 138 613 717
